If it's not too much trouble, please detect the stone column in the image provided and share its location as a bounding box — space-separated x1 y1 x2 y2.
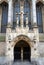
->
32 0 37 26
16 15 19 27
26 15 28 28
31 0 39 59
0 6 2 33
20 1 24 28
8 0 13 27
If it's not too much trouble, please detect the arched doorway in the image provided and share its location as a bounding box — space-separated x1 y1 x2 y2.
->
14 40 31 62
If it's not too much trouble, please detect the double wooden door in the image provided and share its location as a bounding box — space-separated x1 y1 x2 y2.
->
14 47 31 61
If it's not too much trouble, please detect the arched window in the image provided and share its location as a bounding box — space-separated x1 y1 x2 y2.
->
13 0 31 28
13 1 20 28
24 1 31 28
1 2 8 33
36 2 43 33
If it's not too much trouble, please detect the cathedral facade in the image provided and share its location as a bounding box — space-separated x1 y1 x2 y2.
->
0 0 44 62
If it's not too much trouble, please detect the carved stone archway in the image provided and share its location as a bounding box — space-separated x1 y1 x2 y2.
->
11 35 32 61
12 35 32 48
9 35 34 61
14 40 31 61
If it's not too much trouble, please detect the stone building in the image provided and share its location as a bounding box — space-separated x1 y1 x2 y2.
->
0 0 44 62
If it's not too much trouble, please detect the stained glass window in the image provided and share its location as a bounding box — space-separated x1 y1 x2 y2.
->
13 0 31 28
24 1 31 28
36 4 43 33
1 2 8 33
13 2 20 28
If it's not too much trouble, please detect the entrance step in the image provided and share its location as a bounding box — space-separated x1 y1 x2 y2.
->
0 60 38 65
13 61 37 65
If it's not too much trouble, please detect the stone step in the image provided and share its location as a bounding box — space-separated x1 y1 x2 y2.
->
0 60 37 65
12 61 36 65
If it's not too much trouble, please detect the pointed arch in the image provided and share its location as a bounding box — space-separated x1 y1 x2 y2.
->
11 35 33 48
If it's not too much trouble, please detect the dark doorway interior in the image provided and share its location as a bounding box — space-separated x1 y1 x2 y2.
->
14 40 31 62
14 47 21 61
23 47 31 61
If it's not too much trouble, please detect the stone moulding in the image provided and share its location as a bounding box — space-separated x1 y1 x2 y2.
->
11 35 33 48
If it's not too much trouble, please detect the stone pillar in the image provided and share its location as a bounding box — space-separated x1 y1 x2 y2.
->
26 15 28 28
0 6 2 33
31 0 39 59
42 6 44 33
8 0 13 27
6 0 13 33
32 0 37 26
16 14 19 27
6 0 13 61
20 1 24 28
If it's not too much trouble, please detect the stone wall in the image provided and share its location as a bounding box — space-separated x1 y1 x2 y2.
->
39 33 44 42
0 41 44 57
0 42 6 56
38 42 44 57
